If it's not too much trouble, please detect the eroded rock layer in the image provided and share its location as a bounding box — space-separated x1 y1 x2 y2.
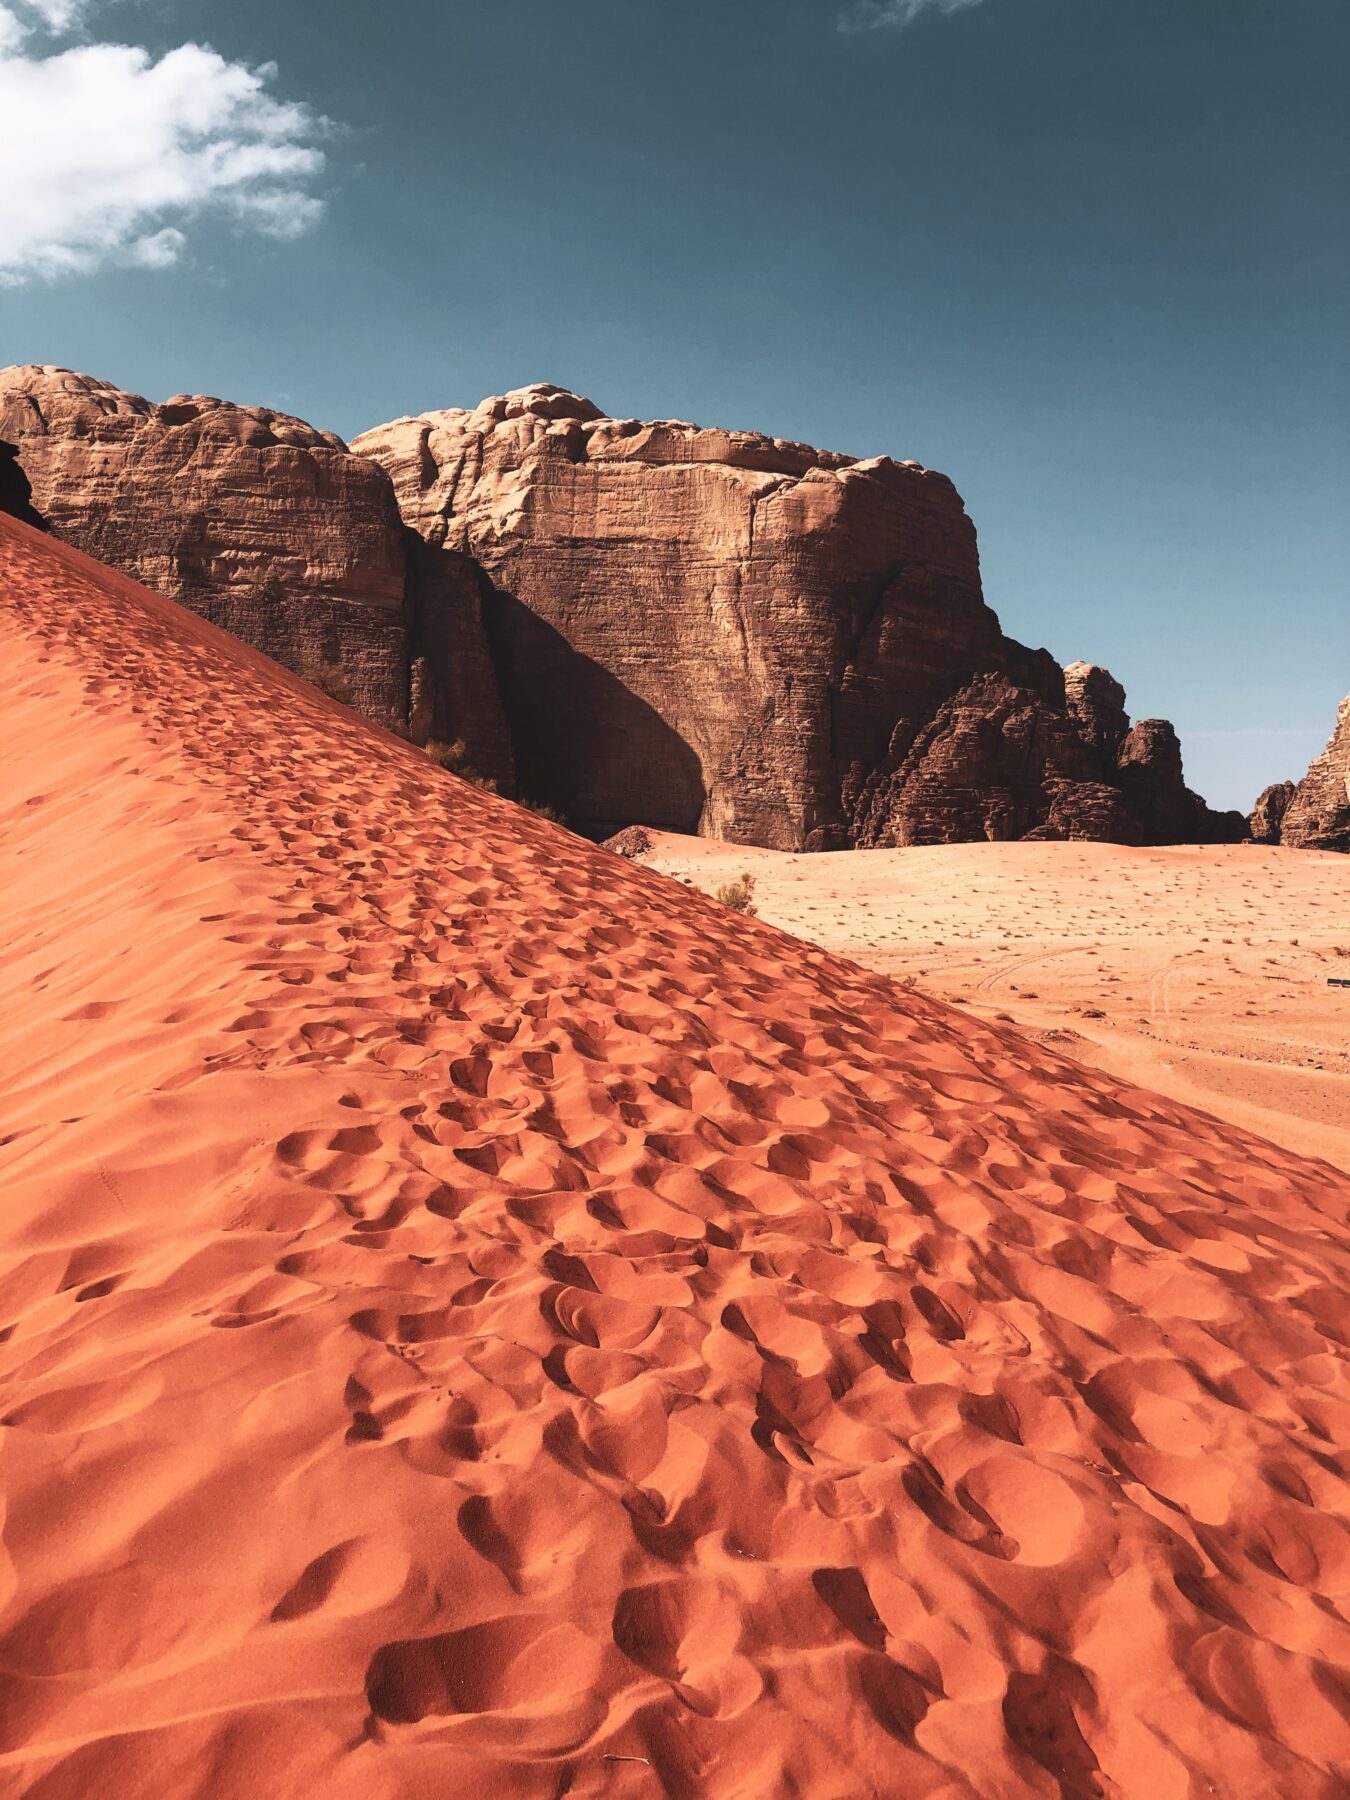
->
356 386 1000 846
1249 782 1296 845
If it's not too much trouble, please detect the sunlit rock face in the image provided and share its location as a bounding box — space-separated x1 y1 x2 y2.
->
358 385 1240 848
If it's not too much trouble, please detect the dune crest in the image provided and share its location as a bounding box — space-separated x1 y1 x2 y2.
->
1 515 1348 1796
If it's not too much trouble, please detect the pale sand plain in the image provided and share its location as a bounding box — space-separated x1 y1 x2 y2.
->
639 836 1350 1178
1 514 1348 1797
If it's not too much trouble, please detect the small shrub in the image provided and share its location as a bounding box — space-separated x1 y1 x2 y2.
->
715 871 757 916
424 737 469 772
523 799 566 825
424 739 498 793
298 654 354 707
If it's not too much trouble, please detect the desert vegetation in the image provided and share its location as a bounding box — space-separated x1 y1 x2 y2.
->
714 871 757 915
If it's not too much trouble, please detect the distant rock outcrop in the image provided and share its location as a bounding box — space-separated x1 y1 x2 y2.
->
1116 718 1247 845
0 365 411 729
356 384 1242 849
0 439 45 530
1276 695 1350 852
1249 780 1296 846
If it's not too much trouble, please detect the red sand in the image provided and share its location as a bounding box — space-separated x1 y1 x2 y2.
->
643 836 1350 1180
1 514 1348 1798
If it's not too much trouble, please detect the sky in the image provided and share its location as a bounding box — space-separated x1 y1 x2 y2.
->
2 0 1346 812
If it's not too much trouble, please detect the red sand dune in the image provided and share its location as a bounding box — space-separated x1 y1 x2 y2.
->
1 514 1348 1798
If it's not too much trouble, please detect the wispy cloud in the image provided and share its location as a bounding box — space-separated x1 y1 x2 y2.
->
839 0 986 34
0 1 329 284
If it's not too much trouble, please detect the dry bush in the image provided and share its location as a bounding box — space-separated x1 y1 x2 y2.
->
424 742 566 821
423 737 469 772
715 871 757 915
298 653 354 708
423 739 499 793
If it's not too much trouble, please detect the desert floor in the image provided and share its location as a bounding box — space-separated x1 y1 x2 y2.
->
638 836 1350 1179
2 514 1348 1797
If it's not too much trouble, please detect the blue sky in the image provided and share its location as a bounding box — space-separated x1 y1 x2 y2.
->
2 0 1346 810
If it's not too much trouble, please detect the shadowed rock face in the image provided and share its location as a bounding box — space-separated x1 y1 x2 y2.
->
853 671 1145 847
1116 719 1247 846
0 365 411 728
1278 695 1350 851
356 385 1242 849
0 439 45 531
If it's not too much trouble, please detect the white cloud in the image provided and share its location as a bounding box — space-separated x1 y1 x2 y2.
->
839 0 986 32
0 2 328 284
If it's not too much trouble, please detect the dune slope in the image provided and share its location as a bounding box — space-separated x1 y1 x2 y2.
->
1 514 1348 1799
634 835 1350 1177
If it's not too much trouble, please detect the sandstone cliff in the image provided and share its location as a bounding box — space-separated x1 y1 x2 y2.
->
355 385 1242 849
0 366 411 727
355 385 999 846
1271 695 1350 852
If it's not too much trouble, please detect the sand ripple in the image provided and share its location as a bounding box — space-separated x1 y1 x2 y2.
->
1 518 1348 1796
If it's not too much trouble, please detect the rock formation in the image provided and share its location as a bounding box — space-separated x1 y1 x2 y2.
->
852 670 1146 847
1116 717 1246 845
2 364 1242 851
356 384 1242 849
1248 780 1296 846
0 365 411 729
1063 659 1130 764
355 385 1000 845
1273 694 1350 852
0 438 45 530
